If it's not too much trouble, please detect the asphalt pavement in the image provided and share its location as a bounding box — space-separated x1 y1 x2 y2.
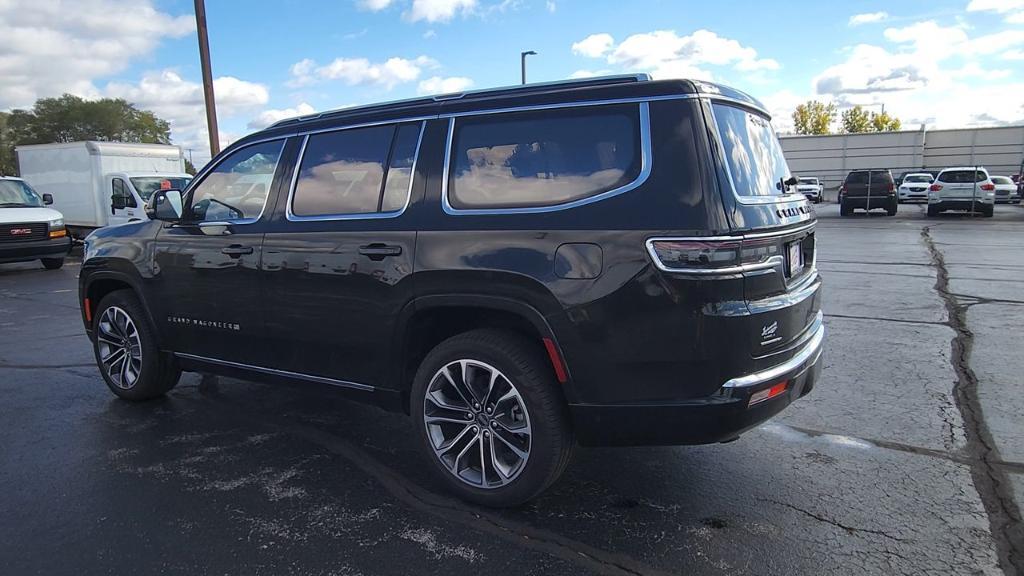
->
1 201 1022 575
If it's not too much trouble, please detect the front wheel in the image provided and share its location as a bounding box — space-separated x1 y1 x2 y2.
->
41 258 64 270
412 329 573 507
92 290 180 401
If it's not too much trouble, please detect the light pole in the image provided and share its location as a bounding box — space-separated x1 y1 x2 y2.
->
521 51 537 85
195 0 220 157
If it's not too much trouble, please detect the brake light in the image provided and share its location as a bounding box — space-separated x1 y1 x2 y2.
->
647 236 783 275
980 183 995 191
888 182 895 192
930 184 943 192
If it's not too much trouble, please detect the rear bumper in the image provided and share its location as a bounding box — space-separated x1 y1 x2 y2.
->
570 317 825 446
930 199 994 211
0 237 72 264
843 195 895 209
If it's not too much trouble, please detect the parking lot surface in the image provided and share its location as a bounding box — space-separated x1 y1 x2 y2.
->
2 202 1022 575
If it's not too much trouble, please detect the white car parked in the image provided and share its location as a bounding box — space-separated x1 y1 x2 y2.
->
927 167 996 217
0 176 72 269
991 175 1019 204
897 173 933 203
796 177 823 203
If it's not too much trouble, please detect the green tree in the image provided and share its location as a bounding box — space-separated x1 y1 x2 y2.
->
870 111 901 132
0 112 16 176
2 94 172 174
792 100 837 135
841 105 873 133
841 105 904 133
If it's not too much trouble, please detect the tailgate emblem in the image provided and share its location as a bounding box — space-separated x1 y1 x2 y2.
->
761 321 779 339
10 228 32 235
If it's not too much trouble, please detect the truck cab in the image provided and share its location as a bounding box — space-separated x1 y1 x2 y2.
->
0 176 71 269
106 172 192 227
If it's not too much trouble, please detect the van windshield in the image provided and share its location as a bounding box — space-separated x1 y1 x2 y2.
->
0 180 45 207
130 176 193 201
712 103 792 197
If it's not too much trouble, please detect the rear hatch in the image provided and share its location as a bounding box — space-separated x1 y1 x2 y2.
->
703 100 822 361
845 170 892 198
934 169 988 200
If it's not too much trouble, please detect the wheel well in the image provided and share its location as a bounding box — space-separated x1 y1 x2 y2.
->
400 306 552 398
86 278 134 321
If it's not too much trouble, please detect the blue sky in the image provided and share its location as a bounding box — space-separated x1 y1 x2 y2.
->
2 0 1022 163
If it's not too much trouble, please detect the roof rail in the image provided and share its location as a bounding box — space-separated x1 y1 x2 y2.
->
268 73 651 129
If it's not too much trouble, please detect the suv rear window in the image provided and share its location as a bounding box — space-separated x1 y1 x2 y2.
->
447 104 641 210
939 170 988 184
711 103 791 197
846 170 892 183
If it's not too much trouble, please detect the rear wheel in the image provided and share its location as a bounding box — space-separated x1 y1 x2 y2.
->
982 205 994 218
927 205 940 217
886 201 898 216
840 201 852 216
41 258 64 270
412 329 573 507
92 290 180 401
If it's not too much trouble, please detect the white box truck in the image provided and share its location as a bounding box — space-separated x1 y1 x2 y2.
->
16 141 193 239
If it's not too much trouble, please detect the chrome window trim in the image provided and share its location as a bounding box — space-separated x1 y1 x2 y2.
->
185 137 288 226
284 121 426 222
704 99 807 206
722 311 825 389
441 102 652 216
438 94 694 119
174 353 375 392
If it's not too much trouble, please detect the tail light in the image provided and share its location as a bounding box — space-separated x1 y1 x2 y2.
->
647 236 783 275
980 183 995 191
888 182 895 192
930 184 943 192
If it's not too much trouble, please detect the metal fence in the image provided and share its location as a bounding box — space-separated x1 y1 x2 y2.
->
780 125 1024 202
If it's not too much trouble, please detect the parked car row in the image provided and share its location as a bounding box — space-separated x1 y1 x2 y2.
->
830 167 1019 217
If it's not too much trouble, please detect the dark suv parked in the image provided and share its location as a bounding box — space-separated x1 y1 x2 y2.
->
840 169 897 216
79 75 824 506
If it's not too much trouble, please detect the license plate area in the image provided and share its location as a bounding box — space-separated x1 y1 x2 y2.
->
787 240 804 277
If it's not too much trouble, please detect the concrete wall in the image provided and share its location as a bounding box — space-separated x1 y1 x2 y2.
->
780 125 1024 201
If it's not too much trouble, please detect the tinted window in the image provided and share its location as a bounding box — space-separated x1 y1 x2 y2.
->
939 170 988 183
991 176 1012 185
712 103 791 196
382 123 422 212
798 178 817 185
846 171 892 183
448 104 641 209
189 140 284 222
293 125 392 216
130 177 193 201
904 175 932 183
112 178 135 207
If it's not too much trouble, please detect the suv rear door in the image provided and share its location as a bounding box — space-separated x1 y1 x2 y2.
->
259 121 427 389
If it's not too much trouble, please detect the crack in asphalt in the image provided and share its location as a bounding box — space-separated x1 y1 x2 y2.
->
922 225 1024 576
823 313 948 327
760 499 908 542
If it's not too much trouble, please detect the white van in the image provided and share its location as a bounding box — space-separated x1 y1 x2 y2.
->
16 142 192 238
0 176 71 269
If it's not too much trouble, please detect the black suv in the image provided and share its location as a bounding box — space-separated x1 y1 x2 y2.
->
79 75 824 506
840 169 897 216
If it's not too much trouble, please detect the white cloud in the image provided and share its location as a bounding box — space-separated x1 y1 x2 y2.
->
248 103 317 130
572 33 614 58
423 29 437 39
574 29 778 81
1008 11 1024 22
417 76 475 94
966 0 1024 12
546 1 556 12
287 55 438 89
358 0 395 9
105 70 268 161
568 69 612 79
0 0 194 110
1003 48 1024 60
407 0 477 22
849 11 888 26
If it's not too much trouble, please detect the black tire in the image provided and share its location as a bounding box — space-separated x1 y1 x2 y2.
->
41 258 64 270
886 202 897 216
927 205 940 217
982 206 994 218
411 329 573 507
92 290 180 401
840 201 852 216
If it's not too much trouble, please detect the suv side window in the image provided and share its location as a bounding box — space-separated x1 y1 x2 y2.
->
291 122 422 217
188 140 285 223
447 104 641 210
112 178 136 208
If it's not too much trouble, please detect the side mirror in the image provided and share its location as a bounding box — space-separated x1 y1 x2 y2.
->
42 193 53 205
146 189 184 222
784 176 800 187
111 195 127 210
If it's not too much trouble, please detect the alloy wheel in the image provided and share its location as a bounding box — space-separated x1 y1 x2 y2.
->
96 306 143 389
422 359 532 489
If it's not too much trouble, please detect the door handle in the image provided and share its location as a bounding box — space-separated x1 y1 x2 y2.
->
221 245 254 257
358 244 402 260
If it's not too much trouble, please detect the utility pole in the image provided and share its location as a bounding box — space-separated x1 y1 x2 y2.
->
195 0 220 157
521 51 537 85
